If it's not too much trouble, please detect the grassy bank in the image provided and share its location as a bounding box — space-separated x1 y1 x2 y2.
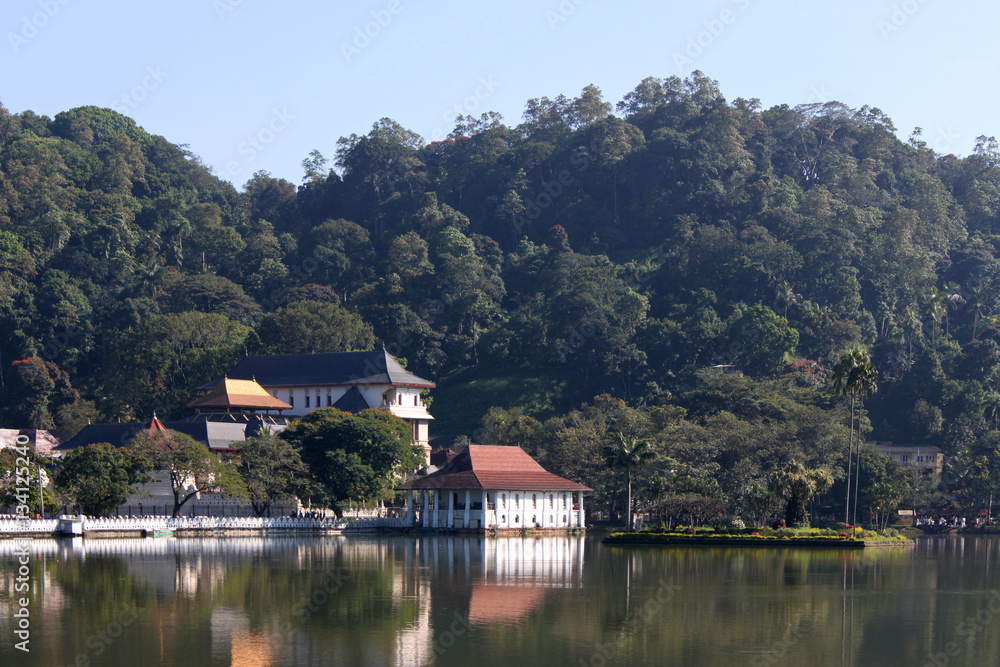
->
604 526 912 548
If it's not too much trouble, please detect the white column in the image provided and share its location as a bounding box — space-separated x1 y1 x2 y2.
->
482 490 488 528
447 491 455 528
464 490 471 529
539 494 547 528
577 491 584 527
431 492 438 528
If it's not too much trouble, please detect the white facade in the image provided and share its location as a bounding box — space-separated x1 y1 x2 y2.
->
406 489 586 530
265 384 432 455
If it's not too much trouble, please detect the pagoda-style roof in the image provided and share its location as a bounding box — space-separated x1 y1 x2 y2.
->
187 378 292 411
400 445 591 492
198 349 435 391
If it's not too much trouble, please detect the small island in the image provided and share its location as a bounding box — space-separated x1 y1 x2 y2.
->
604 526 913 548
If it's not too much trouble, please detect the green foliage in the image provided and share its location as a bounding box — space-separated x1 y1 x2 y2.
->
127 429 246 517
102 312 248 420
0 447 58 516
55 442 151 515
767 461 834 526
236 432 308 517
9 77 1000 524
251 300 375 355
4 357 79 428
281 408 423 512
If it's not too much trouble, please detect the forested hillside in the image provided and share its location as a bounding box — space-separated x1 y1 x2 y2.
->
4 72 1000 519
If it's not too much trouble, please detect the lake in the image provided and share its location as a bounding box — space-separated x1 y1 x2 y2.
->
2 534 999 666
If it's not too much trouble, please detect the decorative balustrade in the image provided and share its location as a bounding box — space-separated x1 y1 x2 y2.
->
343 516 411 531
0 516 346 534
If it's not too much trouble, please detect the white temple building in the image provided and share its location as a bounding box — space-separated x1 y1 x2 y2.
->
400 445 590 531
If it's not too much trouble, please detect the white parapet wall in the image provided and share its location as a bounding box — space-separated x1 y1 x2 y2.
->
0 516 346 535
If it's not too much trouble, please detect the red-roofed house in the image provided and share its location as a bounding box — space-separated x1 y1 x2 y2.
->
399 445 590 531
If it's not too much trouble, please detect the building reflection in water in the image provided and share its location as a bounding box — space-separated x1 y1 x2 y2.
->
0 535 585 667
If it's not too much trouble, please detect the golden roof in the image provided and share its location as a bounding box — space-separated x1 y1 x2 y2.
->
187 377 292 411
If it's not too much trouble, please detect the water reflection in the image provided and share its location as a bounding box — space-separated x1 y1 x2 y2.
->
1 536 1000 666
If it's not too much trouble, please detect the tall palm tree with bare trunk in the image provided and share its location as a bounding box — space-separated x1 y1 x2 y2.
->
832 348 878 525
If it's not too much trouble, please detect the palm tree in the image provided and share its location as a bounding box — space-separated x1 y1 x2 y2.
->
832 348 879 524
767 461 833 526
851 363 878 526
983 393 1000 431
603 432 656 531
928 288 948 347
969 290 989 343
776 281 802 319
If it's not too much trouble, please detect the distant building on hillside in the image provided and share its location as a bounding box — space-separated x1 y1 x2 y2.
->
203 349 436 459
875 442 944 475
400 445 590 531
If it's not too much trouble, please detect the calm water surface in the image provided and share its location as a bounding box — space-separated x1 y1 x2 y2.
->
1 534 999 666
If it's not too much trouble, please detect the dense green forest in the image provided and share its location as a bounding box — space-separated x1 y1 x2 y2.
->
5 72 1000 522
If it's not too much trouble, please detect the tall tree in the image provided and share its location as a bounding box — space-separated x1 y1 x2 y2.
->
280 408 423 513
237 431 308 517
603 432 656 530
831 348 879 524
55 443 151 516
128 429 247 517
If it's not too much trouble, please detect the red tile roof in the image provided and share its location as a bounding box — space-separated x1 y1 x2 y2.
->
401 445 591 492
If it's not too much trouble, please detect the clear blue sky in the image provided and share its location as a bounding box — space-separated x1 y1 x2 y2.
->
1 0 995 187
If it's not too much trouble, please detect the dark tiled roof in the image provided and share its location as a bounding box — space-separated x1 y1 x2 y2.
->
332 386 371 413
57 421 249 452
401 445 591 492
199 349 435 390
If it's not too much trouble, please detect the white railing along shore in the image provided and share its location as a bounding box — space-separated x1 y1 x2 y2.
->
0 516 346 534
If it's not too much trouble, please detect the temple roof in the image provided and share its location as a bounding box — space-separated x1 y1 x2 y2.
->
187 377 292 411
56 421 257 453
401 445 591 492
332 386 371 413
198 349 435 390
